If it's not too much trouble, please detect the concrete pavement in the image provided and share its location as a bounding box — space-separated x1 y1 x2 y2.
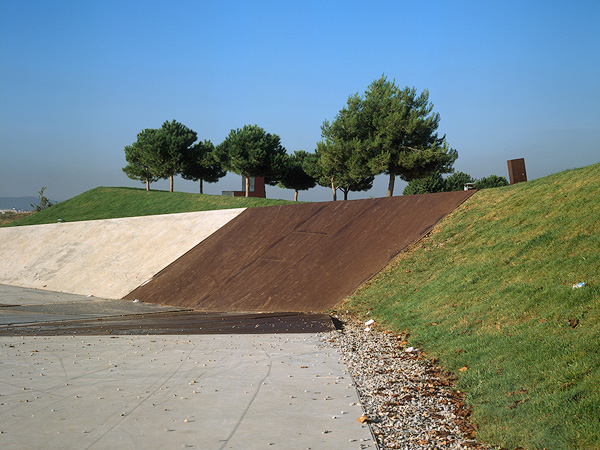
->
0 286 375 449
0 334 374 449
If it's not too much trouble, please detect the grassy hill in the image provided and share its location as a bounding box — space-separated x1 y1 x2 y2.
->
341 162 600 448
1 187 296 226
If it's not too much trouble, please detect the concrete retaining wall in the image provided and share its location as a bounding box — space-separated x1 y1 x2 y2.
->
0 209 245 299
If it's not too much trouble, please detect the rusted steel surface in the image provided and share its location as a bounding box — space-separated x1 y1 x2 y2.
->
124 191 475 312
0 311 335 336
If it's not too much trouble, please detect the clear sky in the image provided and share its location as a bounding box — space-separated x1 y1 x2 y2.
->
1 0 599 202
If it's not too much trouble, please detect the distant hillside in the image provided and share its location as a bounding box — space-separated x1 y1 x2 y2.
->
1 187 296 227
0 197 38 211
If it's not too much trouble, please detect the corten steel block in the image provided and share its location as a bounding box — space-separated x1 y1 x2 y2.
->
124 191 475 312
507 158 527 184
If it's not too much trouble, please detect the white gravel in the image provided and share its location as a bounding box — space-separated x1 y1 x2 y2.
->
320 316 485 449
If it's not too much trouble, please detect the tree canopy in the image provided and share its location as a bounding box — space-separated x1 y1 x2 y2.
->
156 120 197 192
444 171 476 192
402 172 446 195
323 75 458 196
122 128 163 191
215 124 287 197
180 140 226 193
303 138 374 201
274 150 317 201
122 120 198 192
474 175 509 189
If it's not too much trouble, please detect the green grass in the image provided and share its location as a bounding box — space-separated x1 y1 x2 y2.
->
2 187 296 226
341 163 600 449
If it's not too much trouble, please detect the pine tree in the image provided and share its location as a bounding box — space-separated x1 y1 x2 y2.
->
275 150 316 201
180 140 226 193
215 125 287 197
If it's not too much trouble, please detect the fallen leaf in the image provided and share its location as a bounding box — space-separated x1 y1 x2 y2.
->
356 415 370 423
459 366 468 372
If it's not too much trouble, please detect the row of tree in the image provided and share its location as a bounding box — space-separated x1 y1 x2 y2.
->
122 120 313 198
122 120 223 193
123 75 503 200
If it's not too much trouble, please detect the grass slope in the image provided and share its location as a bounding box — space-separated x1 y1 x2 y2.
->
342 162 600 448
2 187 296 226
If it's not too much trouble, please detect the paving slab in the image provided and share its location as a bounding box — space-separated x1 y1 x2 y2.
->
0 209 245 298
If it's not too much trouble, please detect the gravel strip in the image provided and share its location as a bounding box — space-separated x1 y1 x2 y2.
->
320 315 485 449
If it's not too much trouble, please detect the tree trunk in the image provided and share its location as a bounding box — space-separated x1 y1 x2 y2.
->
387 173 395 197
294 190 298 201
245 177 250 197
331 178 337 201
146 179 150 191
170 176 174 192
343 190 349 201
199 179 203 194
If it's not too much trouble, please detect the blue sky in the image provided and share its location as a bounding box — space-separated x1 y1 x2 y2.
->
1 0 599 202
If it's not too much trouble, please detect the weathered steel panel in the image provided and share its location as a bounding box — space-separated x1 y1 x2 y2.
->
123 191 475 312
507 158 527 184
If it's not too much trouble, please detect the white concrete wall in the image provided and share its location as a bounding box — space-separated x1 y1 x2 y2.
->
0 209 245 299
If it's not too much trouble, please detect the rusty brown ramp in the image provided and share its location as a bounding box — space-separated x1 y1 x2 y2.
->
123 191 474 312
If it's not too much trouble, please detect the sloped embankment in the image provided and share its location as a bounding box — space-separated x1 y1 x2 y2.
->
124 191 474 312
342 163 600 448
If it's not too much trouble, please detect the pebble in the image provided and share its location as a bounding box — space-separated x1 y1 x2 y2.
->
319 316 484 449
